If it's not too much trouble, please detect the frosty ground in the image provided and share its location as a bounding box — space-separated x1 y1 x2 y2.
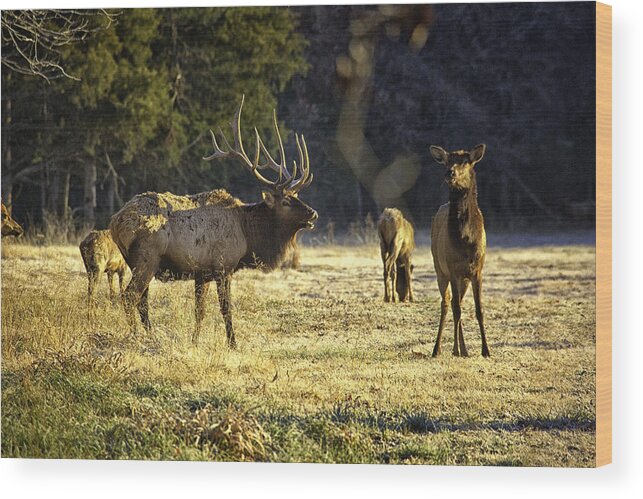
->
1 238 595 465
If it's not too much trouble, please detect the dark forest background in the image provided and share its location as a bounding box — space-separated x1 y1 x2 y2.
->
1 3 596 241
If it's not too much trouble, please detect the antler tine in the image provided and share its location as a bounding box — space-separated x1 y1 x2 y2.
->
301 135 313 188
254 128 288 182
251 165 278 187
203 96 275 187
233 96 278 187
217 125 234 152
230 94 255 169
272 110 287 174
203 129 229 160
291 135 304 187
255 110 290 179
289 134 311 193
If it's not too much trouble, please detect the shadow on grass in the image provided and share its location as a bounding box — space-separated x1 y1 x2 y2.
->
492 339 575 350
260 404 594 436
399 412 595 434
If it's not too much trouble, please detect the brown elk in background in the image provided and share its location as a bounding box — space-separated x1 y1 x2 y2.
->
1 202 24 238
79 230 128 318
281 234 301 270
429 144 490 357
378 208 415 303
109 96 318 348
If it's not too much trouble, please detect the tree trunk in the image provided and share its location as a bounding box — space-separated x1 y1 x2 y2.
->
106 172 115 216
40 164 47 222
47 166 61 215
40 88 50 221
2 74 12 211
356 180 363 221
2 175 12 213
62 170 71 220
84 161 97 227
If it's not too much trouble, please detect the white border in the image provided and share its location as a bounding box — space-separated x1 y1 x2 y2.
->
2 0 641 497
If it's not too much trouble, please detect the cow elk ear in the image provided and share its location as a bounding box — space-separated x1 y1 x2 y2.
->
469 144 486 165
430 145 449 165
262 191 276 208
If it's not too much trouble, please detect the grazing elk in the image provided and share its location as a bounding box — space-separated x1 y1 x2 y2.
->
429 144 490 357
378 208 415 303
109 96 318 348
1 202 24 238
79 230 128 318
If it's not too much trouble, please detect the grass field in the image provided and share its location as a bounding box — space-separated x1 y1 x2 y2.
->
1 239 596 465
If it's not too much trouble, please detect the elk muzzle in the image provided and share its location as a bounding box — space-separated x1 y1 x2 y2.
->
305 209 318 229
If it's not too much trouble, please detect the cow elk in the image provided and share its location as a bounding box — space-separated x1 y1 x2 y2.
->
79 230 128 318
429 144 490 357
109 96 318 348
378 208 415 303
1 202 24 238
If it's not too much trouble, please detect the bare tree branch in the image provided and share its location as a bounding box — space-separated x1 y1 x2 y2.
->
1 9 118 81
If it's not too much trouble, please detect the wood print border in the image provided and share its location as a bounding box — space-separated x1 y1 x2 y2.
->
596 1 612 467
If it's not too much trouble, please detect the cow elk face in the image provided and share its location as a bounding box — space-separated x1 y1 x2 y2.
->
263 191 318 230
430 144 486 192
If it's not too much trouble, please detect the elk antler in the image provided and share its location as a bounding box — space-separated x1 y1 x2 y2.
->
203 95 313 193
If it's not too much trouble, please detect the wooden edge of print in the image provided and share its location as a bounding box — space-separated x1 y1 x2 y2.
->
595 1 612 467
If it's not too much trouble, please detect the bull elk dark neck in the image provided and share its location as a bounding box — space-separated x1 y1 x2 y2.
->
240 203 299 270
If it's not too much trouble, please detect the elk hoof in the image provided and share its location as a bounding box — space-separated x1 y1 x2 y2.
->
482 348 491 358
432 348 441 358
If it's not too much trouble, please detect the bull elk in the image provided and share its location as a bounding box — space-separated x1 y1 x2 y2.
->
79 230 128 318
429 144 490 357
109 96 318 348
378 208 415 302
1 202 23 238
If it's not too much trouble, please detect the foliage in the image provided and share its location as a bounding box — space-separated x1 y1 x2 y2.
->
57 9 167 160
145 7 309 190
2 7 308 229
2 4 595 233
1 10 116 80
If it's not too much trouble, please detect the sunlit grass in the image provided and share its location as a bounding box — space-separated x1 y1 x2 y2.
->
1 241 596 465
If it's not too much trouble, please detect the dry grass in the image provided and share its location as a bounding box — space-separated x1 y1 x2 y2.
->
1 239 596 465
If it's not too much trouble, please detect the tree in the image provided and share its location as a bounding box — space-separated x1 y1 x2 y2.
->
56 9 167 226
1 9 116 215
2 7 309 231
140 7 309 197
1 10 116 81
